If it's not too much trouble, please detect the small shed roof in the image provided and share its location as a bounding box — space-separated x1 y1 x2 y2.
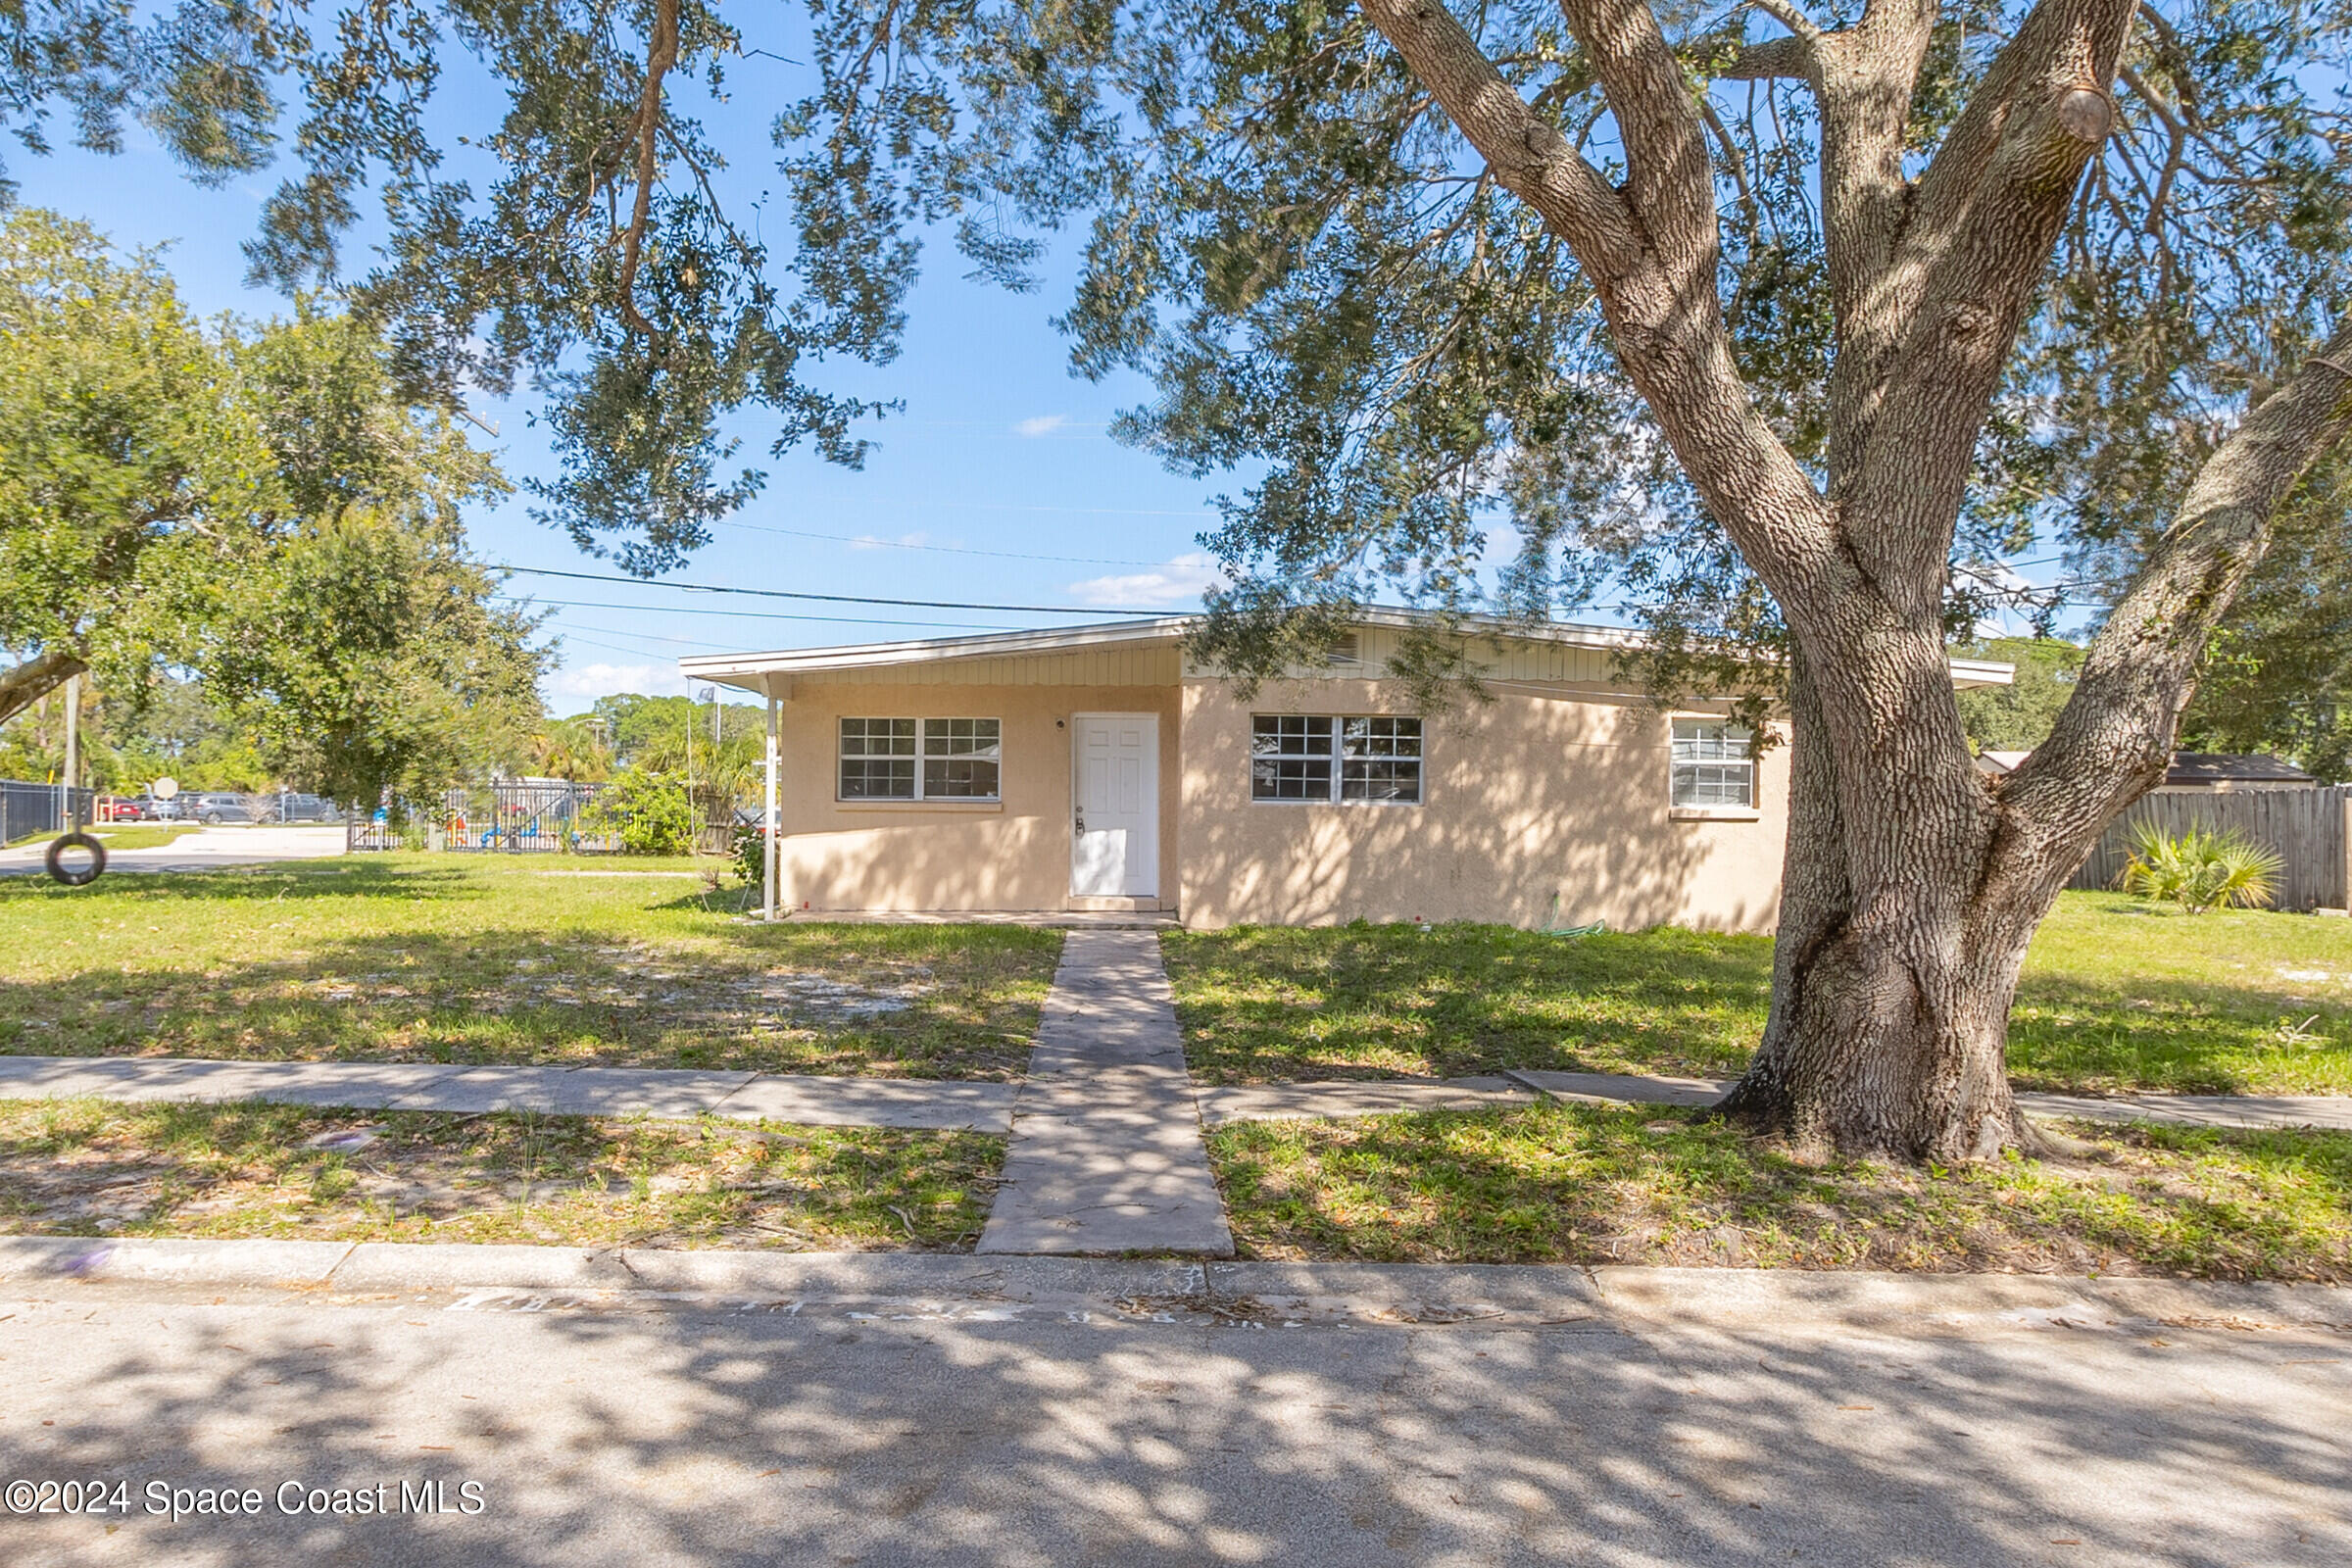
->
2164 752 2316 786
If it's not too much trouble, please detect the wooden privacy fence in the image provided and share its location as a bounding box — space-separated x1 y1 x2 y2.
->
2066 785 2352 910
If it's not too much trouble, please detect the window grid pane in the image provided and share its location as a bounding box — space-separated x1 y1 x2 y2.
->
1671 718 1751 763
1251 714 1335 802
841 718 1000 800
1672 762 1755 808
1669 718 1754 808
1341 716 1423 803
1251 715 1424 805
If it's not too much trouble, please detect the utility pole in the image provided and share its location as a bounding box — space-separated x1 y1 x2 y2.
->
61 673 79 832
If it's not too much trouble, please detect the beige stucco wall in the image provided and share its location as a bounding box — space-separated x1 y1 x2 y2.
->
771 681 1183 911
1177 677 1789 933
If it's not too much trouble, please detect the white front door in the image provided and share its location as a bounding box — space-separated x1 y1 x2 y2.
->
1070 713 1159 897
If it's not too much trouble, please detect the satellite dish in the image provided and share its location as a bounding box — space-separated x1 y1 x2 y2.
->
152 777 179 800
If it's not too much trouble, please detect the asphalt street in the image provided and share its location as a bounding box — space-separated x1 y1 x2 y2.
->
0 825 349 878
0 1249 2344 1567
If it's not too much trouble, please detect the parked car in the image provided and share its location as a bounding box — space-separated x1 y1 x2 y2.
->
270 793 342 823
187 793 255 825
138 796 185 821
94 796 146 823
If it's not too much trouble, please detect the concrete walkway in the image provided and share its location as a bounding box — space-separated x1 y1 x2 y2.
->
5 1048 2343 1137
1202 1068 2352 1132
0 1054 1015 1131
976 930 1234 1256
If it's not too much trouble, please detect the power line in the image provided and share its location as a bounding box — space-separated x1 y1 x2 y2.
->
710 517 1177 567
499 564 1176 616
504 595 1036 633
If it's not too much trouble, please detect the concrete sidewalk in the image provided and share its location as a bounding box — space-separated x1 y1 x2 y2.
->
6 1049 2343 1135
1203 1067 2352 1132
977 929 1234 1256
2 1240 2345 1567
0 1054 1016 1132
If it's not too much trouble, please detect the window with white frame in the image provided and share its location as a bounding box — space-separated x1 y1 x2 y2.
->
1670 718 1755 808
839 718 1001 801
1250 714 1424 804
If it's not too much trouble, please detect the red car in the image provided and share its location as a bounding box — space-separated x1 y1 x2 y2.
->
95 797 147 823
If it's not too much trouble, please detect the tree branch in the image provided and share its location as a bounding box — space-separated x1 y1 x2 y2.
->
1813 0 1941 486
1352 0 1640 276
1837 0 2138 613
615 0 680 337
1355 0 1843 605
0 648 88 730
2005 318 2352 855
1744 0 1825 42
1713 35 1816 81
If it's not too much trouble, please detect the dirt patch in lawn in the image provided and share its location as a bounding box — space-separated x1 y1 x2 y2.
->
1208 1102 2352 1282
0 1098 1003 1251
0 860 1060 1079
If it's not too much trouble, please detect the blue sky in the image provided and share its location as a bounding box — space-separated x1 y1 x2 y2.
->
10 78 1233 715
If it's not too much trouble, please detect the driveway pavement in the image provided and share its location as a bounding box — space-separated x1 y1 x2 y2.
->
0 1244 2344 1567
0 825 348 877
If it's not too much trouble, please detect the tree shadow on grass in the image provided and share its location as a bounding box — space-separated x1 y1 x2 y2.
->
2 1261 2344 1566
1208 1106 2352 1283
1169 919 2352 1097
0 859 480 906
0 922 1051 1080
1167 923 1779 1084
2008 973 2351 1096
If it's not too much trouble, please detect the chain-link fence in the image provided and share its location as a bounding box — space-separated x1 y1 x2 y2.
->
1 780 95 845
346 778 755 856
350 781 622 854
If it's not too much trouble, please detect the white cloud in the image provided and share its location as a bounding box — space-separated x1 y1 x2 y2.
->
548 662 687 701
1065 552 1225 609
1013 414 1070 438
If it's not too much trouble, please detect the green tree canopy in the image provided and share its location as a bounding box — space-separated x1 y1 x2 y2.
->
1954 637 2085 754
0 209 547 804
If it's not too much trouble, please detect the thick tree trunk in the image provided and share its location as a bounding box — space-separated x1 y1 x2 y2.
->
1725 873 2049 1162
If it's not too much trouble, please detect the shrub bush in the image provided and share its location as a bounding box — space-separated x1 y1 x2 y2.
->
581 769 695 857
2120 821 2283 913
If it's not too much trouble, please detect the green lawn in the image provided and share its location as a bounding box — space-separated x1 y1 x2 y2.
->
87 823 204 852
1209 1102 2352 1281
0 1097 1001 1250
0 857 1060 1078
1165 893 2352 1095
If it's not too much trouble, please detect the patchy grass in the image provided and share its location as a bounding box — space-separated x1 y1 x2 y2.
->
88 824 204 852
0 1098 1002 1250
2008 894 2352 1094
1164 892 2352 1095
1165 921 1768 1085
0 857 1060 1078
1209 1102 2352 1281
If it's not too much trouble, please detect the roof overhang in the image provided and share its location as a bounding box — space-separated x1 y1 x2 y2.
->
679 612 2016 693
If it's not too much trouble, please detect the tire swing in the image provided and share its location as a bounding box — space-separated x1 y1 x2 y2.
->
46 831 107 887
45 672 106 886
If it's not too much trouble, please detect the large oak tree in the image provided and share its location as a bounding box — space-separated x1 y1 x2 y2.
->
10 0 2349 1157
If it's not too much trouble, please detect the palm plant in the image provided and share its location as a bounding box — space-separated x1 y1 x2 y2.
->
2119 821 2283 914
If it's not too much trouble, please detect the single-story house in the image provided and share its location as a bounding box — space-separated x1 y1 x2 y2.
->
681 613 2014 933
